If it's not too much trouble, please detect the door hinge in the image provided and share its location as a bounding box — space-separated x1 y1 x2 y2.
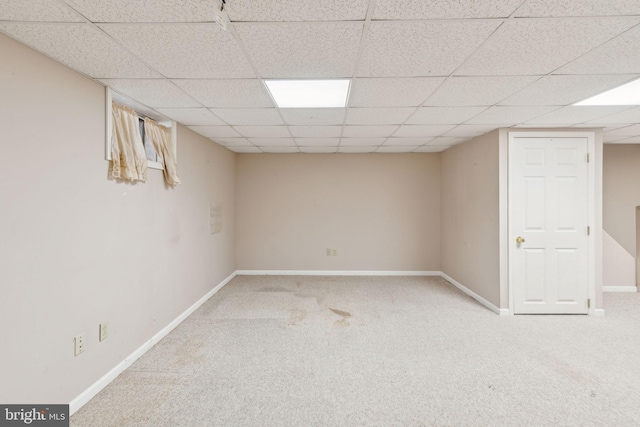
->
587 226 591 236
587 153 590 163
587 298 591 309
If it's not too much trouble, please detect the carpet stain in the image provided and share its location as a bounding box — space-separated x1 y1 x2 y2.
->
330 308 352 327
296 280 302 288
287 309 306 327
172 344 205 367
329 308 351 318
335 318 350 328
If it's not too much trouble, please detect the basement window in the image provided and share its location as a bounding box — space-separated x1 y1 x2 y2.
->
138 116 162 168
105 87 177 172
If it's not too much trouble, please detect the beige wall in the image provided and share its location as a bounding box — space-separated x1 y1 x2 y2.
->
236 153 441 271
603 144 640 288
0 34 236 404
603 144 640 256
441 131 501 307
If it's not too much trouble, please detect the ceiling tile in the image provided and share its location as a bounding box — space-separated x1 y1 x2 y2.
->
234 126 290 137
602 125 640 142
261 146 300 153
99 23 254 78
295 138 341 146
346 108 414 125
211 108 283 125
235 22 362 78
524 106 633 125
515 0 640 17
456 18 639 75
340 137 387 146
342 126 398 137
500 75 639 106
376 146 419 153
393 125 455 137
602 124 640 137
385 137 434 145
349 77 445 107
0 23 161 78
465 106 558 124
188 126 240 138
358 21 500 77
425 76 539 106
63 0 215 22
513 124 575 129
248 138 296 146
584 107 640 125
101 79 200 107
338 146 377 153
373 0 523 19
0 0 84 21
210 137 254 147
556 25 640 74
288 126 342 137
172 79 275 108
227 146 263 153
155 108 225 125
426 137 469 146
280 108 345 125
300 146 339 153
603 134 631 143
414 145 449 153
407 107 487 125
227 0 369 21
608 136 640 144
111 94 163 121
443 124 497 138
599 125 638 132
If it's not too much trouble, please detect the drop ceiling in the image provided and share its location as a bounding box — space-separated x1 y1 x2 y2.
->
2 0 640 153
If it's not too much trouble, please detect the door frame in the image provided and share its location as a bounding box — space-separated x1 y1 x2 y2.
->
507 131 596 315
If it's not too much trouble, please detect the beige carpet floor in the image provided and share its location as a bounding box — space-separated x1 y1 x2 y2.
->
71 275 640 426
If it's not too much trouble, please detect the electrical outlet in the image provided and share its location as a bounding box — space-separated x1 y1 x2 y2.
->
331 249 337 256
99 322 108 342
74 334 85 356
326 248 331 256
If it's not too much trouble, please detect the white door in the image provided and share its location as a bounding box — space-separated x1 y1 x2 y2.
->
509 135 590 314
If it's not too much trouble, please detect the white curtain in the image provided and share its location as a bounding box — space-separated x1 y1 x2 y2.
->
111 102 147 182
144 117 181 186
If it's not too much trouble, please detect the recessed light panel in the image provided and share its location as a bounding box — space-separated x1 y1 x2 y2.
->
264 79 350 108
575 78 640 105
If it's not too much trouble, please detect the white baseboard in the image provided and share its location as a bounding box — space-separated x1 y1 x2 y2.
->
593 309 606 316
236 270 440 276
439 272 509 316
235 270 507 314
237 270 508 315
69 271 237 415
603 286 637 292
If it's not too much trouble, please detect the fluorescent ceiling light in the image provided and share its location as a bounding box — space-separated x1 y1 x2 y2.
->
265 79 350 108
574 78 640 106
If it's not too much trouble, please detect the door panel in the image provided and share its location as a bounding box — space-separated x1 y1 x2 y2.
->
524 248 545 301
510 136 589 314
524 177 545 230
556 249 578 301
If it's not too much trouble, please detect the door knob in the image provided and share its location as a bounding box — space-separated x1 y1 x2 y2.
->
516 236 525 244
